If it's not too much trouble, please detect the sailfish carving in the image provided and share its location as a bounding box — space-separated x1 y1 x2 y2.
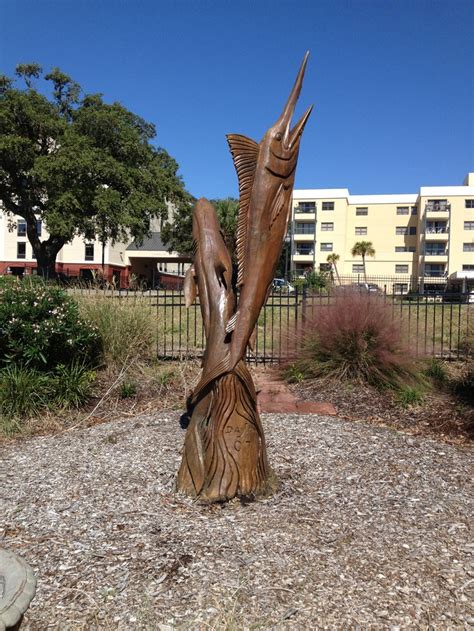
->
191 51 312 403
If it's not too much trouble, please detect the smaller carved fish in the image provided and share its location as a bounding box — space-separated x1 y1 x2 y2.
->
184 198 234 381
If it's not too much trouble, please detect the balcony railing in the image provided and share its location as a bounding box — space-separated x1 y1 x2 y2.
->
294 204 316 214
425 227 448 234
424 250 448 256
294 228 315 235
424 270 446 277
425 202 451 212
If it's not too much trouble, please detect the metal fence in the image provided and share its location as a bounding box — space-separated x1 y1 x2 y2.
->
67 276 473 363
152 285 472 363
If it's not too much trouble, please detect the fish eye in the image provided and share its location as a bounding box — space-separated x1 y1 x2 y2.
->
275 132 282 141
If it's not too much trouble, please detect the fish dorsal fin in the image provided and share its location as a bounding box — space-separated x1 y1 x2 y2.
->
226 133 259 286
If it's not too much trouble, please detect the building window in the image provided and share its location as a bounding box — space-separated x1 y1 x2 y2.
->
322 201 334 211
462 264 474 271
295 201 316 213
320 222 334 231
396 206 409 215
17 220 27 236
411 206 418 215
395 264 409 274
85 243 94 261
463 243 474 252
394 283 408 294
294 222 315 234
36 220 42 236
355 227 367 235
356 207 368 216
320 242 333 251
464 221 474 230
396 226 408 235
17 242 26 259
352 264 364 273
409 226 417 235
395 246 416 253
465 200 474 208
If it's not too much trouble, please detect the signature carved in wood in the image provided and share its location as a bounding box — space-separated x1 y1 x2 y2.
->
177 53 312 502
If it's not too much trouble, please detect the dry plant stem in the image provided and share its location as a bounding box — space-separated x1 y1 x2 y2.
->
63 355 135 433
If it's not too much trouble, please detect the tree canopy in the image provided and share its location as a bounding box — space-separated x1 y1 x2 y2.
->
0 63 189 276
161 197 239 259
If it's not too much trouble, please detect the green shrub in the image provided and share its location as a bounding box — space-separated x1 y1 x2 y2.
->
0 279 101 371
0 362 96 431
77 295 155 366
424 358 448 382
395 385 425 408
120 380 137 399
52 362 96 408
292 292 418 389
0 365 52 418
284 364 305 383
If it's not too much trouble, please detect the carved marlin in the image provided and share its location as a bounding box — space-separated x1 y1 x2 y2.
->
191 52 312 403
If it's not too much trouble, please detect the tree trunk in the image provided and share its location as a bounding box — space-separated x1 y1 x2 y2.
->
362 254 367 283
334 264 341 285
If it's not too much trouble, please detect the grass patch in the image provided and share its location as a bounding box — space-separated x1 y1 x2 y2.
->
395 384 425 408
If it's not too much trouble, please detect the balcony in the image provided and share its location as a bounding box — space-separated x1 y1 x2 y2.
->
425 201 450 219
293 253 314 263
425 228 449 241
294 211 316 221
424 254 448 264
293 232 315 241
294 203 316 221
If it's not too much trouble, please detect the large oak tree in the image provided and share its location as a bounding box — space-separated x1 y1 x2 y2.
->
0 63 189 277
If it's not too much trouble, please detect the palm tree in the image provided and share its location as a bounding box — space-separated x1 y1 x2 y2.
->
351 241 375 282
326 253 341 285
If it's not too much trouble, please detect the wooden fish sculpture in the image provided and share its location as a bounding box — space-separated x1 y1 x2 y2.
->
191 52 312 402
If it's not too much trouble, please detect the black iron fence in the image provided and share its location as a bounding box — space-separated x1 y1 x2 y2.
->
152 284 472 364
66 275 473 363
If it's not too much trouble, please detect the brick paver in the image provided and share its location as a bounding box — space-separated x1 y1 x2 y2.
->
255 370 337 416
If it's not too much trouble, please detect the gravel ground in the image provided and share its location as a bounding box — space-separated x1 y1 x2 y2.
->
1 413 473 629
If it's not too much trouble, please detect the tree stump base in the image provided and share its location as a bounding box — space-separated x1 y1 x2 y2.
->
177 364 270 502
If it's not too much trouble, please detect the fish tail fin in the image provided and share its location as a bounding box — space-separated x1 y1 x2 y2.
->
191 355 231 404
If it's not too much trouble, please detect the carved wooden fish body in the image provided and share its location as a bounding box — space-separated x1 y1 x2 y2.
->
190 53 312 403
184 198 234 377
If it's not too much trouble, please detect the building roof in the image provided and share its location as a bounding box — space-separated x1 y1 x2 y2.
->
126 232 168 252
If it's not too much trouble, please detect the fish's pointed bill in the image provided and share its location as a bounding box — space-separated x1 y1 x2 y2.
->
289 104 313 147
279 51 310 126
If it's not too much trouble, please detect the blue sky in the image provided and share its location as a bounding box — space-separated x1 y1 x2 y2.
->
1 0 473 198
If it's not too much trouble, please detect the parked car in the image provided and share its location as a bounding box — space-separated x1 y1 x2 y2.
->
336 283 381 294
272 278 295 292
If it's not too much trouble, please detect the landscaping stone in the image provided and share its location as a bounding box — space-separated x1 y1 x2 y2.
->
0 549 36 631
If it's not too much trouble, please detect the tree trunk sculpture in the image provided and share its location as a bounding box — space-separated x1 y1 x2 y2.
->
177 52 313 502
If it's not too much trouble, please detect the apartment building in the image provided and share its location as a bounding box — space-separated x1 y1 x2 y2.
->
0 211 189 288
292 172 474 290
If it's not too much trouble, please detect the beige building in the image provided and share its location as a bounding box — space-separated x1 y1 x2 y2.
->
292 172 474 291
0 210 189 288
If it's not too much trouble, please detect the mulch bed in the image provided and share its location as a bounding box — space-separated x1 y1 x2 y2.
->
1 412 473 629
288 377 473 445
